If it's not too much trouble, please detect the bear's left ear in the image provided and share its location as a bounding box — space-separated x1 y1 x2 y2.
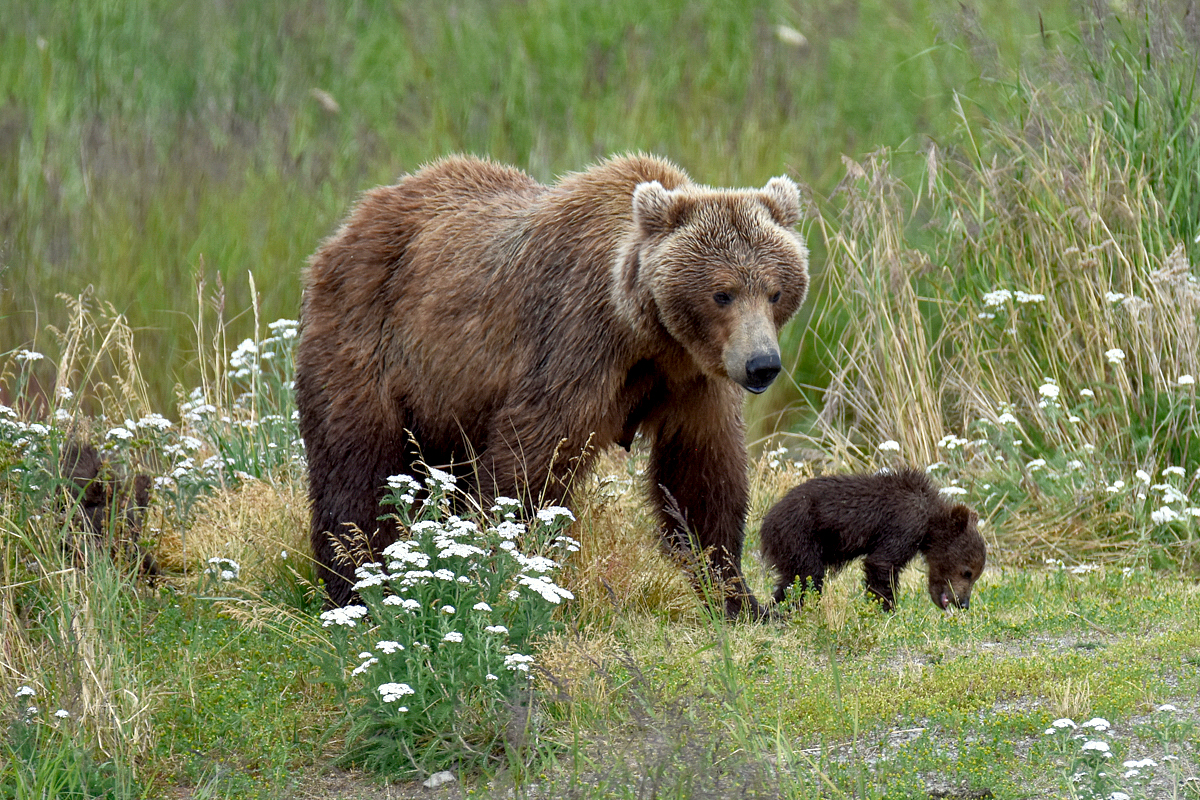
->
760 176 801 227
633 181 691 235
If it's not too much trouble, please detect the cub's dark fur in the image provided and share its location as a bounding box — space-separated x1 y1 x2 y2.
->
59 441 158 578
759 469 985 611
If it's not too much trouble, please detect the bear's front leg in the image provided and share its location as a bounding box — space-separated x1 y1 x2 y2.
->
862 556 900 612
645 387 764 621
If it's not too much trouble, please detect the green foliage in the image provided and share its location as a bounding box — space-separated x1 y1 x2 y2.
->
321 475 578 779
2 0 1075 412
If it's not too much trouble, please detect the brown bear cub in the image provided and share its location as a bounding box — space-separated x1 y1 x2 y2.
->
58 440 159 578
759 469 985 612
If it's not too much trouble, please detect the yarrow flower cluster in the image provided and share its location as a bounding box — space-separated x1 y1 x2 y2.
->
204 556 240 582
325 474 579 771
320 604 368 628
378 682 415 703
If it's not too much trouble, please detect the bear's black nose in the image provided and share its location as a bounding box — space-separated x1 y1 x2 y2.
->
744 352 782 393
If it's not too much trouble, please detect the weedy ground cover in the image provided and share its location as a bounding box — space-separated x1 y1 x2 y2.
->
0 299 1196 798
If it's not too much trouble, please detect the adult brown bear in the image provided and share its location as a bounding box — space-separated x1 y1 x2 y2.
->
296 155 809 618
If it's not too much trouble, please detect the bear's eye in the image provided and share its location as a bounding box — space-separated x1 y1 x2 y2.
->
962 569 973 579
769 291 782 304
713 292 733 306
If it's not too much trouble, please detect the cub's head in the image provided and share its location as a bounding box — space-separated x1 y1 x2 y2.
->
622 176 809 393
924 505 987 611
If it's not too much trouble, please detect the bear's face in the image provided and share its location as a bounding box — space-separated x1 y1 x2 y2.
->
629 178 809 393
925 505 986 610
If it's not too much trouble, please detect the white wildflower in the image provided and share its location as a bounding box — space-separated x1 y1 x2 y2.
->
379 682 415 703
473 602 492 612
1038 382 1060 400
376 640 404 654
1152 507 1180 526
319 604 368 628
1081 740 1111 755
137 413 173 431
15 686 36 698
15 350 44 362
351 655 379 676
425 467 458 492
484 625 509 635
442 631 463 643
504 653 534 672
518 574 575 604
1105 291 1126 303
536 506 576 524
1105 348 1126 364
877 439 901 452
983 289 1013 307
1081 717 1111 731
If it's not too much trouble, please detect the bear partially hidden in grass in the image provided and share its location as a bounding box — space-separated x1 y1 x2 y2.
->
759 469 986 611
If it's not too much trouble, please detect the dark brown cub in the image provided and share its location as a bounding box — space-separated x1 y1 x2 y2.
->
759 468 986 611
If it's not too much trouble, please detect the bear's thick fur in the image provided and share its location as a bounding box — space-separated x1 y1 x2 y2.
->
759 469 986 611
296 154 810 617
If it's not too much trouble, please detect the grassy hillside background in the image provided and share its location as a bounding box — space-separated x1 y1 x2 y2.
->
2 0 1200 797
3 0 1090 416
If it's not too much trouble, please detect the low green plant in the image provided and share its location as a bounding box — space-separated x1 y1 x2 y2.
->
319 470 578 779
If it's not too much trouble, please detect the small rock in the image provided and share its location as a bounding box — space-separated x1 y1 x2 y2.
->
423 771 456 789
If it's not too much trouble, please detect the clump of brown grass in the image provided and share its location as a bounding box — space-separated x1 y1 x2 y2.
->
560 450 699 625
156 477 309 587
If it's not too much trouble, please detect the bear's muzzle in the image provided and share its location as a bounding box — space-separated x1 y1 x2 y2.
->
743 351 782 394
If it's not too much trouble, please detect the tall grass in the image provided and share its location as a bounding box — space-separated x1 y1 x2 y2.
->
772 1 1200 568
2 0 1073 412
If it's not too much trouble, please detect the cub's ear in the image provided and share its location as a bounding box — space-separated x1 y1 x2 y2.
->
760 175 801 227
632 181 690 234
949 504 976 531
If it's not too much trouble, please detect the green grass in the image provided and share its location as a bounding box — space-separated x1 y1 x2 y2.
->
3 0 1076 413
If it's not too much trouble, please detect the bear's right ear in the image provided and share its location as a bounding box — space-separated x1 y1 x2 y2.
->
633 181 687 235
760 176 802 227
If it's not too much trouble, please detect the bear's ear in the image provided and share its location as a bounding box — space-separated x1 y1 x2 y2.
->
632 181 688 235
949 504 975 531
760 175 802 227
